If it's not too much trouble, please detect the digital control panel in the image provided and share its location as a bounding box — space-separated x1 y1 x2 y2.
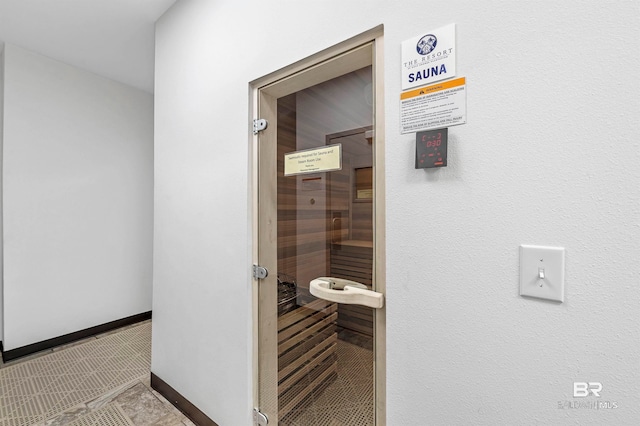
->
416 128 448 169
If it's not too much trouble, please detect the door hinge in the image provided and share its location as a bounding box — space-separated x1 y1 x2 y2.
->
253 408 268 425
253 264 269 280
253 118 268 134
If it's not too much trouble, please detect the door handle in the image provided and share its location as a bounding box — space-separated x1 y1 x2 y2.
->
310 277 384 309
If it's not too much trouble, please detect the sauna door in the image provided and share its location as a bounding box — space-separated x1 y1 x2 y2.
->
254 39 385 426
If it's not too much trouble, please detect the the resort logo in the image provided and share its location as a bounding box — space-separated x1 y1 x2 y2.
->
416 34 437 55
402 24 456 90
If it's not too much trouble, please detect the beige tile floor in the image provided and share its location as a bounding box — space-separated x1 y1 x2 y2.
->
1 321 374 426
0 321 194 426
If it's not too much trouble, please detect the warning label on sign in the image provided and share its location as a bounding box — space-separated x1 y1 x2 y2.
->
400 77 466 134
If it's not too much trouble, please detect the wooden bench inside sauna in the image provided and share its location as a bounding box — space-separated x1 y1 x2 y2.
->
276 247 374 418
277 274 338 419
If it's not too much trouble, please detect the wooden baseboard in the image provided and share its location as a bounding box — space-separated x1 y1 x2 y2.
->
151 373 219 426
1 311 152 362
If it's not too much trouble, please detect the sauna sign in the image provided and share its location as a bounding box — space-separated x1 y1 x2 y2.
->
402 24 456 91
284 144 342 176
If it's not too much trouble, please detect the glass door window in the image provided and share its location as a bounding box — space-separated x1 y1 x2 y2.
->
257 42 383 426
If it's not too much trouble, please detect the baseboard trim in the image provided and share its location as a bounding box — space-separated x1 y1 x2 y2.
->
1 311 152 362
151 373 219 426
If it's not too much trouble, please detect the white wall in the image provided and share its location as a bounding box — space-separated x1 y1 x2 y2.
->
2 44 154 350
153 1 640 425
0 43 4 343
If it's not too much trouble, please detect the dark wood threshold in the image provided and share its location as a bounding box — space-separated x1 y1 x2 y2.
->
151 372 219 426
1 311 152 362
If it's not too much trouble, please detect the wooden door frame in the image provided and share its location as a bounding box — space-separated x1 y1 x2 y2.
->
250 25 385 425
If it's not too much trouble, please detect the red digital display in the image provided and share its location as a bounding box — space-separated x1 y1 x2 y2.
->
416 128 448 168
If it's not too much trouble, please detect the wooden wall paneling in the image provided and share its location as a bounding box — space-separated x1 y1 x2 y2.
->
277 94 329 287
338 305 374 336
330 243 374 336
352 202 373 241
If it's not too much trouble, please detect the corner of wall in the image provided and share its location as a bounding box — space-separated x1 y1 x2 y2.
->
0 42 5 343
1 44 153 350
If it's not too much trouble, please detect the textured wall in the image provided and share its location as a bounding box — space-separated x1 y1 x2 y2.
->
2 44 154 350
0 44 4 342
153 1 639 424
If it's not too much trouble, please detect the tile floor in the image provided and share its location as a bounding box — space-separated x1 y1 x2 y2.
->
0 321 194 426
1 321 375 426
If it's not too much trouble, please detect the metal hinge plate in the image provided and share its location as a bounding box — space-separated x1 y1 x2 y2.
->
253 408 268 425
253 265 268 280
253 118 268 134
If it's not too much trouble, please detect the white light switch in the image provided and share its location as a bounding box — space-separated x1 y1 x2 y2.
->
519 245 565 302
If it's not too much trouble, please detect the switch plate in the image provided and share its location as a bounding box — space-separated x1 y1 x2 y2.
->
519 245 565 302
